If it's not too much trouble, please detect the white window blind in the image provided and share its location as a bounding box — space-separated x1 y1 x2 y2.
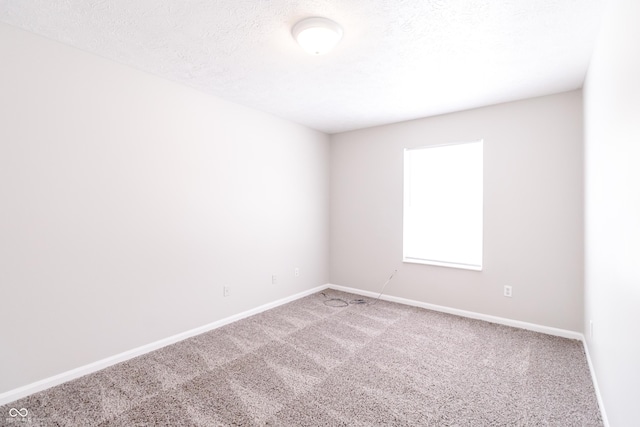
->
403 140 483 270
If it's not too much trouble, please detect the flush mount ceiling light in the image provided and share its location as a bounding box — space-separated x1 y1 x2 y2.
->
292 17 343 55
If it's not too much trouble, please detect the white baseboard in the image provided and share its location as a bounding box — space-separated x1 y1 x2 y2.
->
2 283 608 426
582 339 610 427
328 284 583 340
0 284 328 406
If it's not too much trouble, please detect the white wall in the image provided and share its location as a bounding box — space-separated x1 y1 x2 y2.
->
583 0 640 425
0 23 329 394
330 91 584 331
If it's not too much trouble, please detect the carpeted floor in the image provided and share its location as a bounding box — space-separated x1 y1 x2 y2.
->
1 290 603 426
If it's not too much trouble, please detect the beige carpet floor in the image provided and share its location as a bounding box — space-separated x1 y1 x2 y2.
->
1 290 603 426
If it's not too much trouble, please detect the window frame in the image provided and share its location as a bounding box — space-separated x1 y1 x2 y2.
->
402 140 484 271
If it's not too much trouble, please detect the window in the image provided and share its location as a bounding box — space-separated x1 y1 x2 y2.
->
403 140 483 270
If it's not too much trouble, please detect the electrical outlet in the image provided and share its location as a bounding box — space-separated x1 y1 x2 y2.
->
272 274 277 285
503 285 512 297
223 285 230 297
589 320 594 338
294 268 300 277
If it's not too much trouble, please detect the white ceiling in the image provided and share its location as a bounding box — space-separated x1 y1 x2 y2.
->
0 0 603 134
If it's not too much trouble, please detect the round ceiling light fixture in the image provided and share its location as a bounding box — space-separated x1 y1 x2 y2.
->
292 17 343 55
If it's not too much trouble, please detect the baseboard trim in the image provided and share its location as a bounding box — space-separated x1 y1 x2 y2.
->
328 284 583 340
581 339 610 427
2 282 605 425
0 284 329 406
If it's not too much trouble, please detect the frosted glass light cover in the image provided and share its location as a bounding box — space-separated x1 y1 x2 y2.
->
292 17 343 55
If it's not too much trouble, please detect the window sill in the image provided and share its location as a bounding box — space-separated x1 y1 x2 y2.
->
403 257 483 271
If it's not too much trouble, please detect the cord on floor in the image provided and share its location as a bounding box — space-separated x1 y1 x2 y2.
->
320 269 397 307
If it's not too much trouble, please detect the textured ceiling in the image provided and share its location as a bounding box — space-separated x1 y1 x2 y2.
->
0 0 603 134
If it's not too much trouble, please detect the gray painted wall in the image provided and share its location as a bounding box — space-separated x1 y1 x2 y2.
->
0 23 330 394
330 91 584 332
584 0 640 425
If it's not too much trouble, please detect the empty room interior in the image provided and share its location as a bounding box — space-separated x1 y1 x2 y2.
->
0 0 638 426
